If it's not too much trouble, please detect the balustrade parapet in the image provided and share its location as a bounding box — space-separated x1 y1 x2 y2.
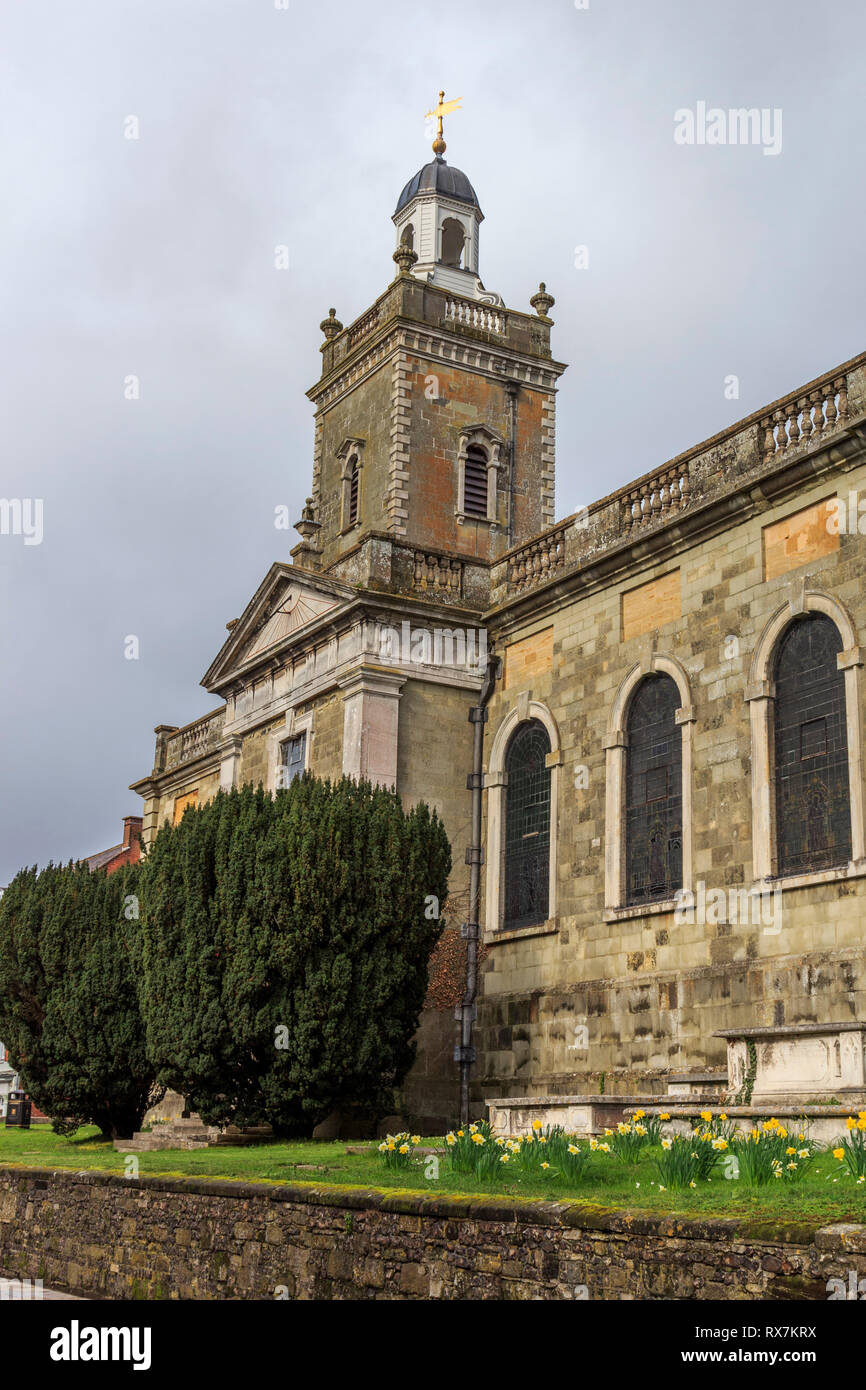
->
492 352 865 602
163 708 225 772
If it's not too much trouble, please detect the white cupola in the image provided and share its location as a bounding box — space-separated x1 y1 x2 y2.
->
392 93 502 306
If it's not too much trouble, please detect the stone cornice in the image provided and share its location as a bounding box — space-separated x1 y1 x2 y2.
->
309 321 566 411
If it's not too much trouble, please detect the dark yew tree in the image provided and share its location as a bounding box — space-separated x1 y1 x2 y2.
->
137 778 451 1133
0 860 159 1139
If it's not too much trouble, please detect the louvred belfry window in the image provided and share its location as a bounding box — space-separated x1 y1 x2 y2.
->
773 615 851 876
347 457 360 526
463 445 488 518
503 720 551 930
625 675 683 906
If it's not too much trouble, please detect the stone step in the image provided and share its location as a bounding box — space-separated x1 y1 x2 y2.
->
113 1116 273 1153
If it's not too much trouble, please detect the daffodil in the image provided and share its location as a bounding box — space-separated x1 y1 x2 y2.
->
660 1112 671 1121
833 1147 846 1160
532 1119 543 1131
700 1111 712 1123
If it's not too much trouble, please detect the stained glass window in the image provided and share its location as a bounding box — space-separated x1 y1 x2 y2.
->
773 615 851 876
625 675 682 906
503 720 551 930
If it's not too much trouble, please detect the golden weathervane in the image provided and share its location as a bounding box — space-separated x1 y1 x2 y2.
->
426 90 463 157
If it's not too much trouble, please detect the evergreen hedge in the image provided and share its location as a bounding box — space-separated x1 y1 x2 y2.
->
0 860 158 1138
136 778 451 1133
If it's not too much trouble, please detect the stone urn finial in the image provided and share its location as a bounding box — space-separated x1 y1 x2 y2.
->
393 243 419 278
294 497 320 541
530 282 555 319
320 308 343 341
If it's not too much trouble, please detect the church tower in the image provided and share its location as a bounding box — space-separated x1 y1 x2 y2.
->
293 96 567 608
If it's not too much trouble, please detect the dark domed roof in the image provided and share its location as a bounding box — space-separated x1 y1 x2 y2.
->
395 157 480 215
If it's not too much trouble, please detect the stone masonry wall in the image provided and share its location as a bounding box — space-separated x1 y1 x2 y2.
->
1 1167 864 1301
479 458 866 1099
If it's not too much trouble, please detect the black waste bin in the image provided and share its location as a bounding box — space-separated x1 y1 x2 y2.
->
5 1090 32 1128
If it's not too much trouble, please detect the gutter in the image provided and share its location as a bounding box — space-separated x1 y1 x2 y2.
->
457 648 502 1127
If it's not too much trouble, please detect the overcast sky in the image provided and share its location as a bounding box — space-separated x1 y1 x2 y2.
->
1 0 864 883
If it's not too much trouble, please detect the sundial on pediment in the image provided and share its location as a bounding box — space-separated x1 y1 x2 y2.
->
245 583 338 660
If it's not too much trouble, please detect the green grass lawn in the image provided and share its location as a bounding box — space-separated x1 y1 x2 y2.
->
2 1124 865 1228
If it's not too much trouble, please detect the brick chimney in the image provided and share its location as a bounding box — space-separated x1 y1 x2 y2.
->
122 816 143 850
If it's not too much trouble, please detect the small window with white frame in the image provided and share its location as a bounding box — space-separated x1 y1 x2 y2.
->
277 732 307 789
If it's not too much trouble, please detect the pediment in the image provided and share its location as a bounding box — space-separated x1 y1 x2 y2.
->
202 563 353 693
246 583 338 659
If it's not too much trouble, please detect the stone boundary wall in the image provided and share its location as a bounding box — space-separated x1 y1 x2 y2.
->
1 1166 865 1301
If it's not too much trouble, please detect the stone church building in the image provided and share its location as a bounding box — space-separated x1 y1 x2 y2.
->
131 128 866 1130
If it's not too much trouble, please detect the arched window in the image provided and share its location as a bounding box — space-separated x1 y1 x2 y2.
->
773 614 851 876
347 455 359 526
463 445 488 518
625 675 683 906
401 224 414 253
441 217 465 268
503 720 551 930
